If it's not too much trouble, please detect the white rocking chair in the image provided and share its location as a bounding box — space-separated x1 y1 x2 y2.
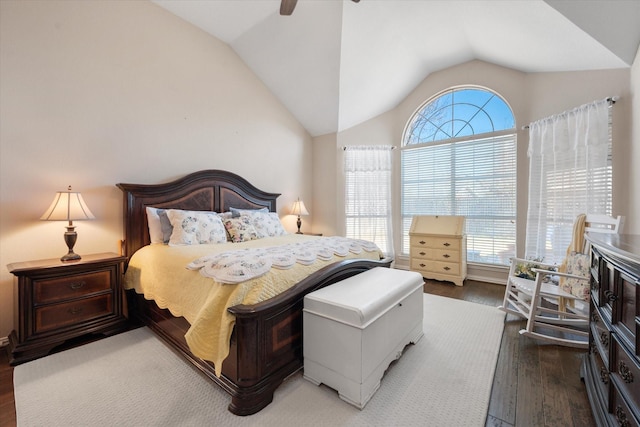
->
498 214 623 349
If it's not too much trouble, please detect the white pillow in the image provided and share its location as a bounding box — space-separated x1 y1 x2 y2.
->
246 211 287 238
230 206 269 218
166 209 228 246
145 207 173 244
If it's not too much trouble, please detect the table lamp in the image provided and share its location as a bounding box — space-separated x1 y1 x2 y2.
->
41 186 95 261
291 198 309 234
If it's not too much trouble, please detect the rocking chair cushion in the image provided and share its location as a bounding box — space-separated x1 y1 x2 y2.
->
560 251 590 300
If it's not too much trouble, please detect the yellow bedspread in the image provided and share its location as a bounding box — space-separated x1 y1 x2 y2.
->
123 234 383 375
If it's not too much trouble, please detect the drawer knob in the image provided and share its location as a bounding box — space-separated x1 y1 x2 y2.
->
615 406 630 427
419 263 426 268
604 290 618 302
443 242 450 247
442 254 450 258
419 252 426 256
599 366 609 384
68 307 83 316
619 361 634 383
443 266 451 271
419 240 426 245
69 281 86 290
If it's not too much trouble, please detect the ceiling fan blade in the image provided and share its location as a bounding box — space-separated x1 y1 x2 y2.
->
280 0 297 16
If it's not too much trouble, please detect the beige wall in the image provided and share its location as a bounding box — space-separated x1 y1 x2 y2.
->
0 1 313 339
317 60 633 281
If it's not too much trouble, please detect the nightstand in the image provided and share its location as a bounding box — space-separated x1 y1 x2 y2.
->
7 252 129 365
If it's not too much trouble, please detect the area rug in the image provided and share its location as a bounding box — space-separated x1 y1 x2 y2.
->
14 294 505 426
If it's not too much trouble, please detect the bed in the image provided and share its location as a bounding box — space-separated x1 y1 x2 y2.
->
116 169 392 416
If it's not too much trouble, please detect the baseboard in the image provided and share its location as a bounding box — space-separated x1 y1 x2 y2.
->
394 260 507 286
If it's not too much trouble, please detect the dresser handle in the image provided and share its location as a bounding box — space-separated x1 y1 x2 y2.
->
419 252 426 256
69 281 86 290
419 263 426 268
600 332 609 347
599 366 609 384
443 242 451 247
68 307 83 316
442 254 450 258
604 290 618 302
615 406 629 427
619 361 634 383
443 266 451 271
419 240 426 245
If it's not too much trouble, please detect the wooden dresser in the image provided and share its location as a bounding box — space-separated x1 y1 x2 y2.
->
584 233 640 426
7 252 129 365
409 215 467 287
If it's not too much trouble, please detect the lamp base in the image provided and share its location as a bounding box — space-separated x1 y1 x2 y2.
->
61 251 81 262
62 225 81 262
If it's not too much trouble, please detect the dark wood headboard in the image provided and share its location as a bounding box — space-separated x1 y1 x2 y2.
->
116 170 280 259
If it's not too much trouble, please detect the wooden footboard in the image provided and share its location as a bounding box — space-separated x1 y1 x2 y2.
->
127 257 392 415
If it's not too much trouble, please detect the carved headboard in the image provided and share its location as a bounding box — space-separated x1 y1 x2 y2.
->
116 170 280 259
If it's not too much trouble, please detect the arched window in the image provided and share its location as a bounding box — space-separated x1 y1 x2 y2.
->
401 86 516 266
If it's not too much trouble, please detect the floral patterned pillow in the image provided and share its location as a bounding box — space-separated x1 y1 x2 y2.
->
166 209 228 246
245 212 287 238
224 217 259 243
560 251 590 299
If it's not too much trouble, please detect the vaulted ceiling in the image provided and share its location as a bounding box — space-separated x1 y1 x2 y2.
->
153 0 640 137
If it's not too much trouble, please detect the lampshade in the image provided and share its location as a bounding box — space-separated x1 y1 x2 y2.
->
41 186 95 222
291 199 309 216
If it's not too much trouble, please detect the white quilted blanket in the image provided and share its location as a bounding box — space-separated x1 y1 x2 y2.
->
187 236 380 284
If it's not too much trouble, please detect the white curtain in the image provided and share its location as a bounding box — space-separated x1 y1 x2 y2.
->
344 145 394 257
525 98 612 263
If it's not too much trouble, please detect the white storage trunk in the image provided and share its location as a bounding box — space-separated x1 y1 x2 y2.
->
303 267 424 409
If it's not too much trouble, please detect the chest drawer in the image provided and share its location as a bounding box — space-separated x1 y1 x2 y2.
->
612 379 640 427
34 270 112 304
432 248 460 262
411 236 461 251
35 293 114 333
612 335 640 407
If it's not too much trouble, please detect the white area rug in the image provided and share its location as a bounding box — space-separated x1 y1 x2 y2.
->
14 294 505 426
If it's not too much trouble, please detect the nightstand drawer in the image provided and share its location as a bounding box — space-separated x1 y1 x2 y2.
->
35 270 112 304
35 294 114 333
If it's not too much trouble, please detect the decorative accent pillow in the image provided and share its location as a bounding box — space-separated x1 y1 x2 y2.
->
247 211 287 238
145 207 173 244
230 207 269 218
224 217 259 243
513 259 551 280
166 209 228 246
560 251 590 300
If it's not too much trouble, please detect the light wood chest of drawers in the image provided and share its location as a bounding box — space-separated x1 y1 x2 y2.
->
409 215 467 287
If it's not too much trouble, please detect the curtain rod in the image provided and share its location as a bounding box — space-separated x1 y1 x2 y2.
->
521 96 618 130
342 146 397 150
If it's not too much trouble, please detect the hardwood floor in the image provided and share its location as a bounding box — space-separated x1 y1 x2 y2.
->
0 279 595 427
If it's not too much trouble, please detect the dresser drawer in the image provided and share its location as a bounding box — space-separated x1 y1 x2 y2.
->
612 335 640 410
411 236 461 251
430 261 460 276
592 301 612 368
612 379 640 427
432 248 460 262
34 270 113 304
591 347 610 409
35 294 114 333
410 247 433 260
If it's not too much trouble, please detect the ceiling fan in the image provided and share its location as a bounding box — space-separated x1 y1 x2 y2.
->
280 0 360 16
